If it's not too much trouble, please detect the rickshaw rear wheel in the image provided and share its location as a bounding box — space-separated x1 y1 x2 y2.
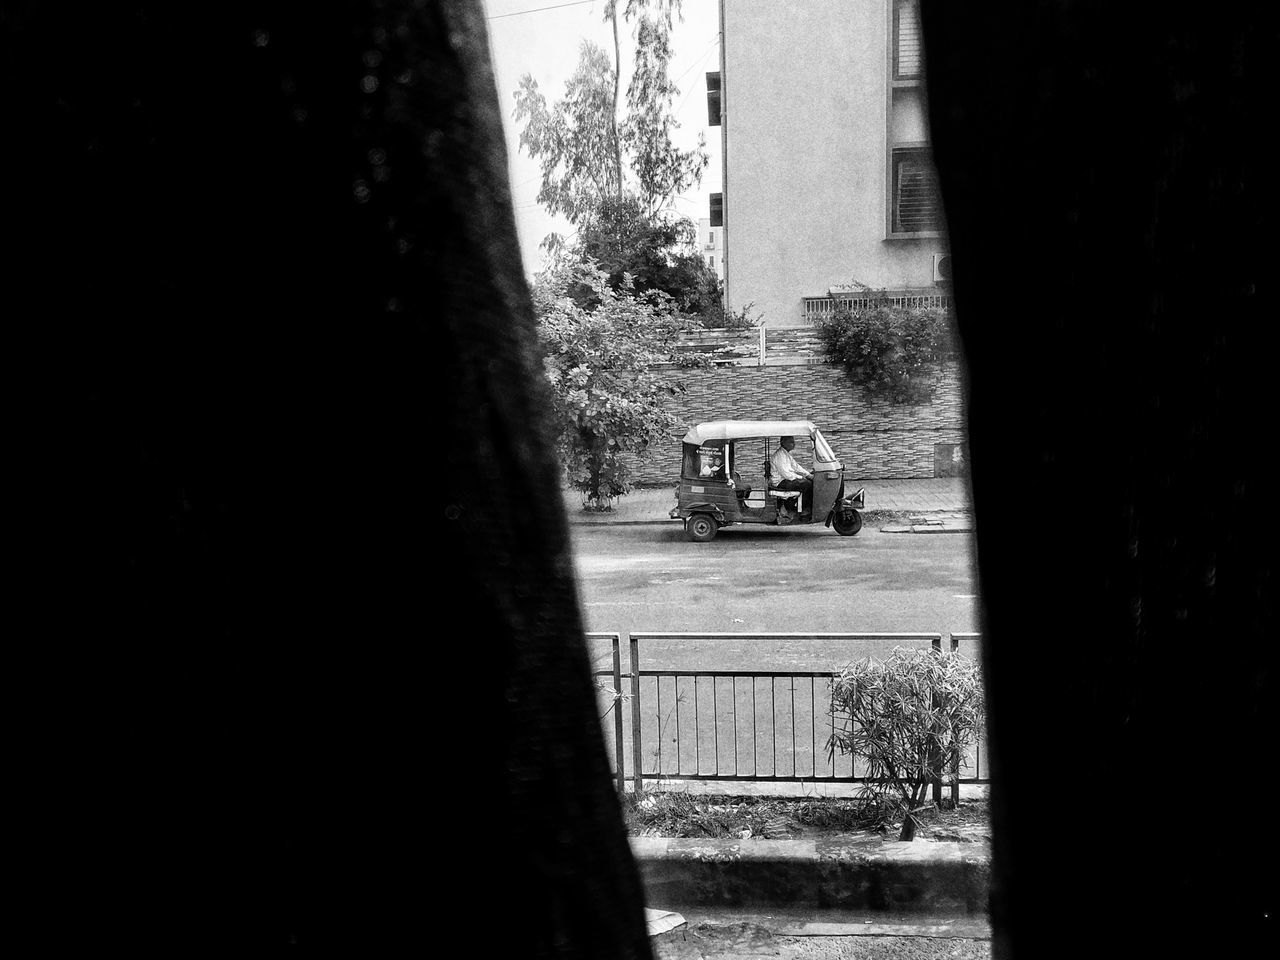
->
686 514 718 542
833 509 863 536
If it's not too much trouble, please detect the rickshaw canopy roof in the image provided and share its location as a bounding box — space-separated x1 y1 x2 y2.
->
681 420 819 445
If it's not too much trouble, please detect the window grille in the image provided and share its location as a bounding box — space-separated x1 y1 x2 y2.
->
894 0 922 80
892 148 942 233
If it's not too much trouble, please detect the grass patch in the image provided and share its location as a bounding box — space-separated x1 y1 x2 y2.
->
621 791 988 840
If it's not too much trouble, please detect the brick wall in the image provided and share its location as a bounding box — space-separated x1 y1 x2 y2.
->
625 362 968 484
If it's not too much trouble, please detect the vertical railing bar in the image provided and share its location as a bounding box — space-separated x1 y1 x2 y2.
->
732 676 738 776
951 742 960 805
611 634 624 794
674 676 681 776
771 677 777 777
811 676 817 780
791 676 797 778
629 633 642 795
752 679 757 776
694 675 699 775
713 675 719 775
655 673 662 778
831 685 837 778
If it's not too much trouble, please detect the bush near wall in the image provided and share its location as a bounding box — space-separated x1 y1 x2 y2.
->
811 295 956 405
622 363 968 484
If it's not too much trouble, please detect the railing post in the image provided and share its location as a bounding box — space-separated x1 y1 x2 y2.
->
950 747 961 807
611 634 625 795
931 633 943 803
629 632 643 796
758 321 766 367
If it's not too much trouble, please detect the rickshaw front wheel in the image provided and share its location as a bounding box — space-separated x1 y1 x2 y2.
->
833 509 863 536
686 514 718 542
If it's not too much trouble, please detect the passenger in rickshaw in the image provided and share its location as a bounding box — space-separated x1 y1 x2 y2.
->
699 451 725 478
769 435 814 519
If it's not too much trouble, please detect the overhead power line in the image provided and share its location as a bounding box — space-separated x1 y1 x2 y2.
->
487 0 598 21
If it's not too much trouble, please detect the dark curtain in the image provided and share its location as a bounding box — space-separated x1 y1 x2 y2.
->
5 1 651 954
7 0 1274 956
920 2 1274 957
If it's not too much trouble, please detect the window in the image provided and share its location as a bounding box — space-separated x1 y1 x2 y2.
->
706 72 721 126
709 193 723 227
708 256 715 271
894 0 922 80
891 147 943 234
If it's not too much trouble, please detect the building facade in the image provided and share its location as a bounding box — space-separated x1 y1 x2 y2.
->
696 217 725 283
710 0 950 328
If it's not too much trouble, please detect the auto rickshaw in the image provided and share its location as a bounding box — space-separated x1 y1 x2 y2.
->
668 420 865 542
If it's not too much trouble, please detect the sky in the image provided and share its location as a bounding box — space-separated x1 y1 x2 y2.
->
480 0 723 278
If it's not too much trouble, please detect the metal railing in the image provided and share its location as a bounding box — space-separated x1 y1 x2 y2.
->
802 290 952 319
588 631 988 798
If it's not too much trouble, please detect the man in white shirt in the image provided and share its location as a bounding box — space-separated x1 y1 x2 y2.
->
770 436 813 519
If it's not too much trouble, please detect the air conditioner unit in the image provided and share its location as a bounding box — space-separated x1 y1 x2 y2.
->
932 253 953 284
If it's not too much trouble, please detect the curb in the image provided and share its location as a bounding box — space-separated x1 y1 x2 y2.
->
567 518 974 533
630 836 990 914
569 519 680 526
878 524 973 535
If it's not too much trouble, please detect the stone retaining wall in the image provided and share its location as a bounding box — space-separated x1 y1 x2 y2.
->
626 361 968 483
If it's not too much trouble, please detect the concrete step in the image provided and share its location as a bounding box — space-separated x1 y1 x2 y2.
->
632 835 990 915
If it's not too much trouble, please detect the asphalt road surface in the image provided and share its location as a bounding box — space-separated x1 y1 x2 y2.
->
571 522 989 783
572 522 982 664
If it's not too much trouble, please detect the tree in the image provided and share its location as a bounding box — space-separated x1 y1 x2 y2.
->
572 195 722 322
512 1 708 247
535 260 686 509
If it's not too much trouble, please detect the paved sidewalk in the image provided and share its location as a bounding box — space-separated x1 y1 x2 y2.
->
563 477 974 533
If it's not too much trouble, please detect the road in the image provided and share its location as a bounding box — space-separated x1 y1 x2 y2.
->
570 522 989 783
572 522 982 666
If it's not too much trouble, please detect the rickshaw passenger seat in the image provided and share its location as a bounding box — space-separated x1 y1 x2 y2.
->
764 459 800 508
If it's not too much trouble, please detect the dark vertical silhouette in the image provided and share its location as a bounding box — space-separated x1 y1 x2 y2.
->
6 2 652 953
10 0 1272 955
921 2 1274 956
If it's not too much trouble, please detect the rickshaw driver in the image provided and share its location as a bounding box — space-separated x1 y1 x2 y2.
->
770 436 814 519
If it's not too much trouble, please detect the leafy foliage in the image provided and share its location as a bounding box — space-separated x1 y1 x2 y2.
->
620 792 990 841
513 2 723 325
827 648 985 840
811 284 955 403
715 300 764 331
513 41 620 228
535 260 687 509
570 195 722 323
511 1 707 229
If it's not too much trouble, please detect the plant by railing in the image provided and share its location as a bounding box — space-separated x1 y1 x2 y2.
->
809 281 955 403
717 300 764 331
588 632 988 799
827 648 985 840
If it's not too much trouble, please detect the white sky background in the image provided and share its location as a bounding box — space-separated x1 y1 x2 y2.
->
480 0 723 279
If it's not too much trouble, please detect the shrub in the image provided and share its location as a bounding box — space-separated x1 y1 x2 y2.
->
827 648 984 840
810 284 955 403
717 300 764 331
535 260 685 510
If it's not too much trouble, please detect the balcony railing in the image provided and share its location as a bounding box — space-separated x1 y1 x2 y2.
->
803 289 951 319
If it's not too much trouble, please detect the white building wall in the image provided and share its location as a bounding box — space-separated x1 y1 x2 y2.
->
697 217 725 283
723 0 947 328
